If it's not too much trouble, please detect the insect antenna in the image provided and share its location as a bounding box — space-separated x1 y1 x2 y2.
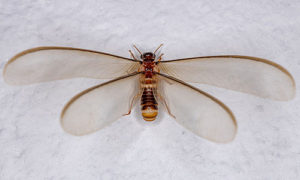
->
133 45 142 55
157 53 164 63
154 44 164 54
128 50 138 60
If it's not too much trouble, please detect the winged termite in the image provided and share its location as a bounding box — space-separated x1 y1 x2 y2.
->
3 44 295 143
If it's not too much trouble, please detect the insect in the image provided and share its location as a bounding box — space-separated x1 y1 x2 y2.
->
3 44 295 143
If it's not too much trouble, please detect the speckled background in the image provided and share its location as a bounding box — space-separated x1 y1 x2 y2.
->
0 0 300 179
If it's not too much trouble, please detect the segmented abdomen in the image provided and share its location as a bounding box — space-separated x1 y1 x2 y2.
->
140 76 158 121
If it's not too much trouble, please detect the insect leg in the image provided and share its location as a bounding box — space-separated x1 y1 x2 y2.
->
156 92 176 119
123 92 142 116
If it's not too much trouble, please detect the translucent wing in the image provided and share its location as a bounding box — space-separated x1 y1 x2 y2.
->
3 47 140 85
157 73 237 143
159 56 295 101
61 72 140 136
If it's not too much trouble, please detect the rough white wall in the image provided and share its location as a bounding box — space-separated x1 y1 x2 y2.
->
0 0 300 179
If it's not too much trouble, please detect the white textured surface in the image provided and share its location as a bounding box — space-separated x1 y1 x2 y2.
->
0 0 300 179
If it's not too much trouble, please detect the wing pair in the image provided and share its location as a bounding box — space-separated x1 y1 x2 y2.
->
3 47 295 143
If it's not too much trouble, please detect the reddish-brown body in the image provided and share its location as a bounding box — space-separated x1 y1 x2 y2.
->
139 52 159 121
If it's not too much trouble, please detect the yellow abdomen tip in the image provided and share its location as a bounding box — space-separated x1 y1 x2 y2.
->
142 108 158 121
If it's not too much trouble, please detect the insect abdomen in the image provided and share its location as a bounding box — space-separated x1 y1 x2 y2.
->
141 89 158 121
140 77 158 121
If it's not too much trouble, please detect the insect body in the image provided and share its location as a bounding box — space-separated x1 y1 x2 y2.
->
3 45 295 143
140 73 158 121
139 54 159 121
